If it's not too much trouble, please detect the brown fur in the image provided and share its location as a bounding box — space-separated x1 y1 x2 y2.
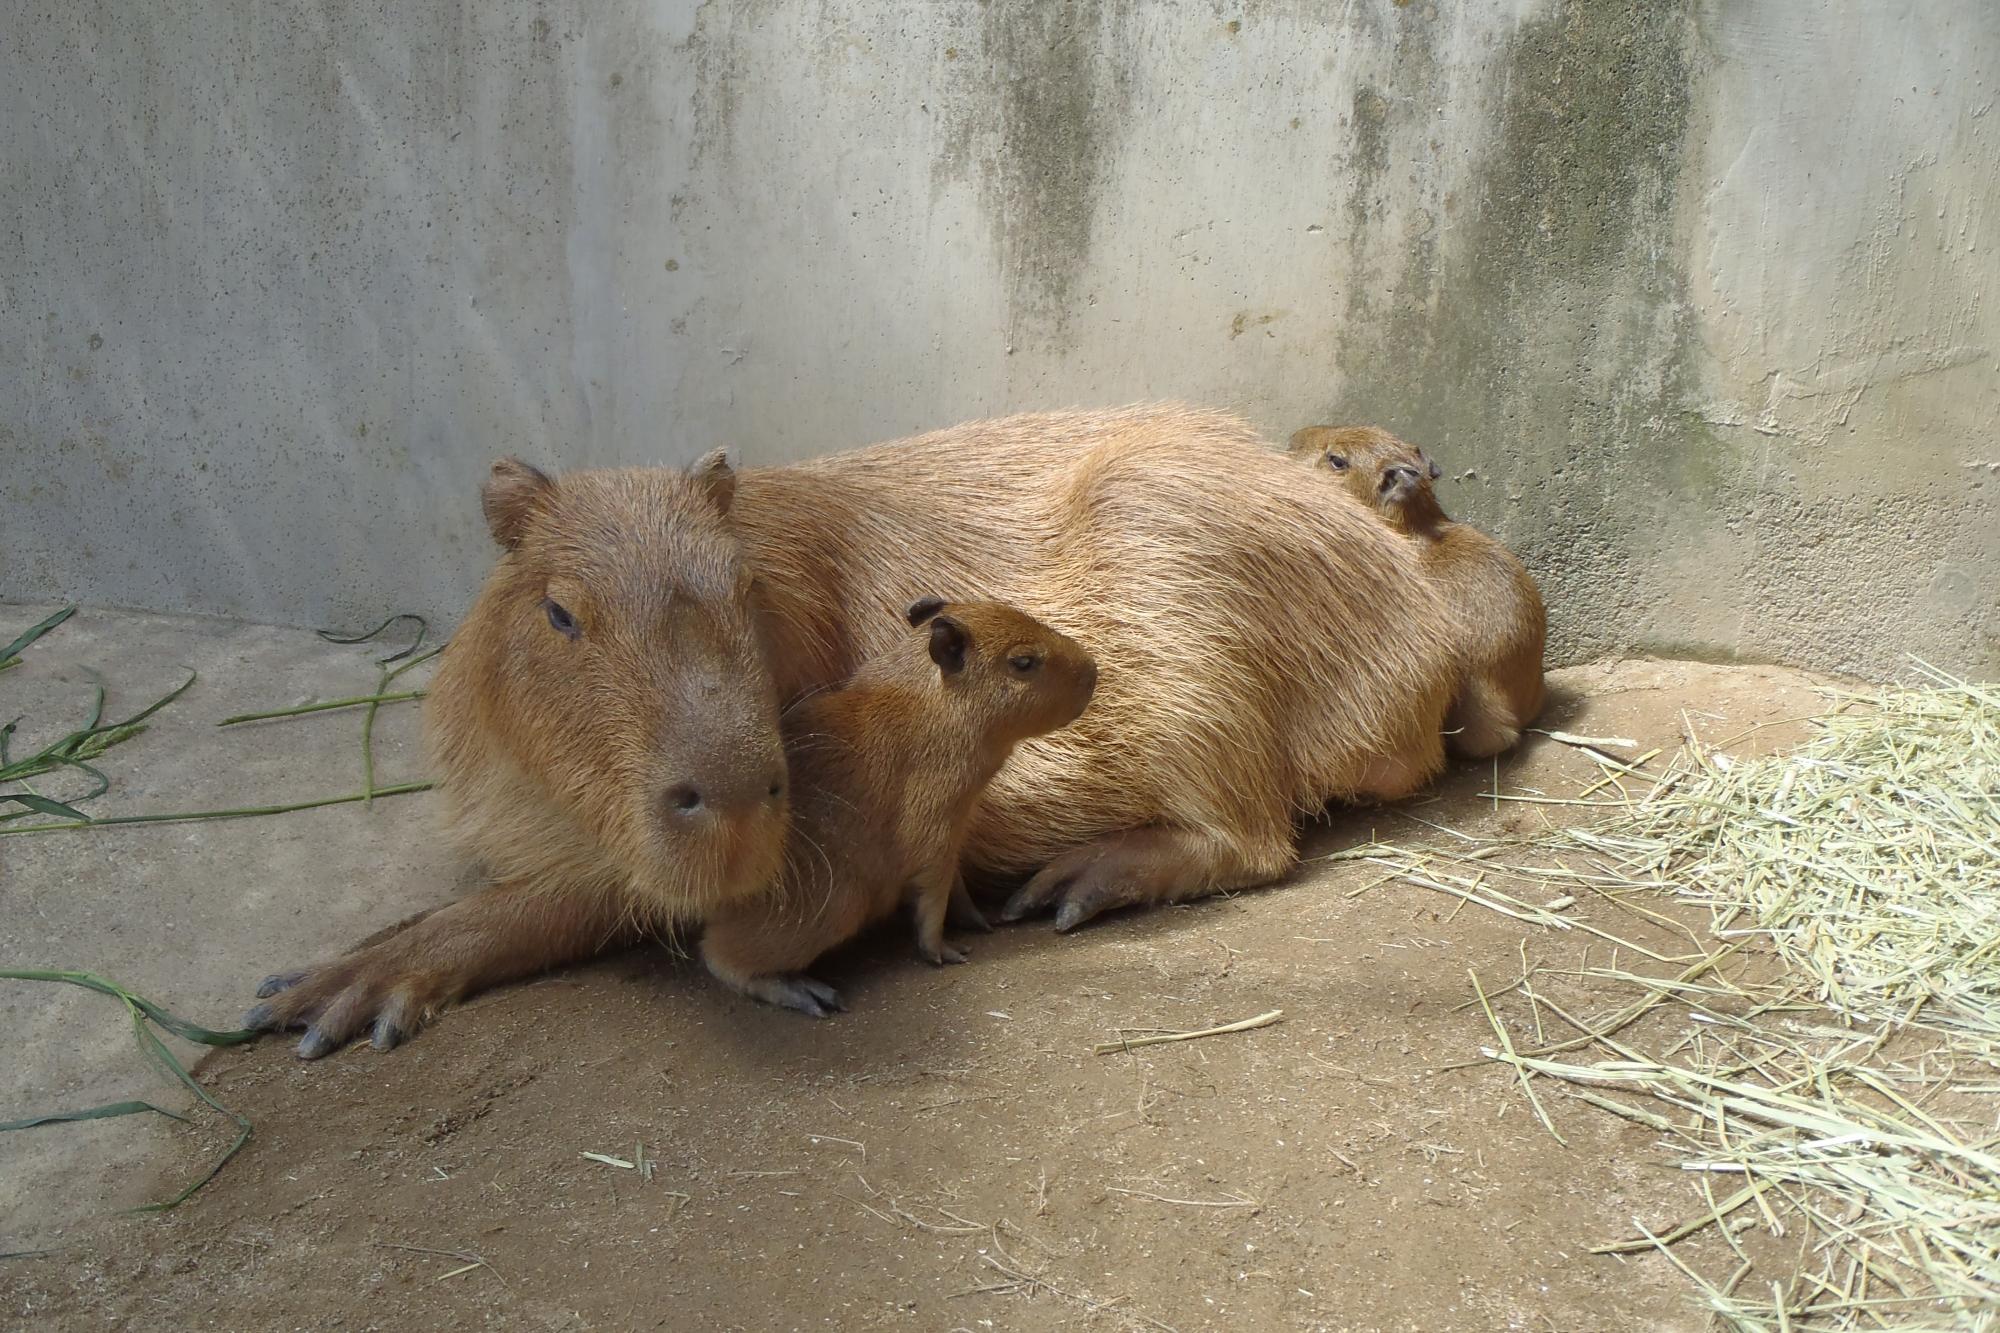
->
1287 425 1547 758
250 404 1460 1057
700 599 1096 1016
246 453 790 1056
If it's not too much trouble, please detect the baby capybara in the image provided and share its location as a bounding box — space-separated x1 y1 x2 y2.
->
1288 424 1546 758
702 598 1096 1017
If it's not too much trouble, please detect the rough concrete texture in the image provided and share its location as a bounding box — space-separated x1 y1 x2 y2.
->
3 2 1996 679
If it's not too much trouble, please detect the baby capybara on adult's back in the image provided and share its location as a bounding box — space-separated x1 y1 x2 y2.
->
249 405 1459 1058
701 598 1097 1017
1289 424 1547 758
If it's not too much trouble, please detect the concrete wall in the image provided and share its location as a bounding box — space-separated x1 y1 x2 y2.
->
4 1 1996 680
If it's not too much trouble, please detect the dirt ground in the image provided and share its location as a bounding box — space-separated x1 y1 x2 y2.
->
1 610 1840 1331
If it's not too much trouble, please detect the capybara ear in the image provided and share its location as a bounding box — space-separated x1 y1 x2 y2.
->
906 596 947 627
1286 426 1324 455
927 614 969 676
692 448 735 515
482 458 554 550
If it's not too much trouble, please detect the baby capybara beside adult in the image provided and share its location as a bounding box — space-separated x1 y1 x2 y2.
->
250 404 1459 1057
702 597 1097 1017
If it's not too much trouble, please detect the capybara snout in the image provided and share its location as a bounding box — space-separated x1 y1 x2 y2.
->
1378 463 1427 504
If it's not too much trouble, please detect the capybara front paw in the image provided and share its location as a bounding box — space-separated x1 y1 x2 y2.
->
742 973 845 1018
243 952 445 1059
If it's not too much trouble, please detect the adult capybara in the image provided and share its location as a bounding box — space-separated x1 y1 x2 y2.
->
1288 424 1547 758
701 598 1097 1017
249 404 1458 1057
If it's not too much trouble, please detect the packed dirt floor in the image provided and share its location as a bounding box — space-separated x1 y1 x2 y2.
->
1 604 1842 1330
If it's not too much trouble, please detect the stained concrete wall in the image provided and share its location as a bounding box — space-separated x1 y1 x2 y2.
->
4 1 1996 679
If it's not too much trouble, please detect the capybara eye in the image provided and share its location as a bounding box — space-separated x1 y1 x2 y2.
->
1008 654 1040 674
1326 454 1348 471
543 598 580 640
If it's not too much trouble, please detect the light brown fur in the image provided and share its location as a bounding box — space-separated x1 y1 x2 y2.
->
1287 425 1547 759
247 455 790 1056
700 599 1096 1017
251 404 1461 1057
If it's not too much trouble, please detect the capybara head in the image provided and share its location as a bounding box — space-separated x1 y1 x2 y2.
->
904 597 1097 744
461 452 789 915
1287 424 1446 531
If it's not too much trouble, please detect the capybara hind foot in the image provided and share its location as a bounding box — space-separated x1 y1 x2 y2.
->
245 881 632 1059
1000 826 1295 932
728 972 845 1018
1444 678 1526 760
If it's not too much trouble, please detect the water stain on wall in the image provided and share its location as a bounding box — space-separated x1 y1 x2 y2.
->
928 1 1133 348
1323 0 1713 663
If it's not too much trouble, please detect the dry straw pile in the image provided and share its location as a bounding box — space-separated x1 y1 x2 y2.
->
1340 666 1999 1331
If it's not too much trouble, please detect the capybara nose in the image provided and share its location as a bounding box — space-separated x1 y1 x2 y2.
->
664 768 785 820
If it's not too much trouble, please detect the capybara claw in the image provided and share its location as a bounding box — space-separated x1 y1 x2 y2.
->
1050 872 1147 933
999 883 1056 923
1054 896 1112 933
797 974 845 1013
922 943 970 966
256 971 307 999
242 1003 275 1031
748 973 844 1018
1003 855 1083 922
370 1016 406 1051
295 1026 341 1060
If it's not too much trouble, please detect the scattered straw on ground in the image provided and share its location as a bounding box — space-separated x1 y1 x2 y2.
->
1337 665 2000 1331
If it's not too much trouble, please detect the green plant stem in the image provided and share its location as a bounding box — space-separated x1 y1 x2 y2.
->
357 645 444 804
0 780 434 836
217 690 426 726
1 1099 189 1131
0 605 77 665
0 969 258 1208
362 692 381 803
